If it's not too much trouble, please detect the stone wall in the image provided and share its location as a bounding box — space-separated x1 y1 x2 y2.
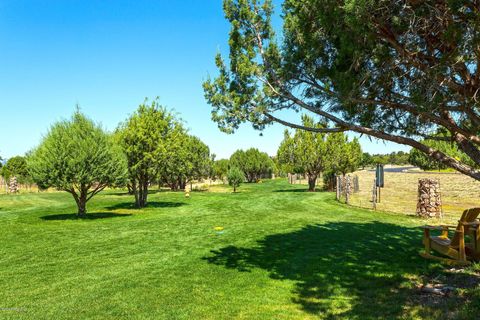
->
416 178 442 218
336 175 356 203
9 176 19 194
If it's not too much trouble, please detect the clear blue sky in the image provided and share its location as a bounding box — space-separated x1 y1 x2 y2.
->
0 0 409 160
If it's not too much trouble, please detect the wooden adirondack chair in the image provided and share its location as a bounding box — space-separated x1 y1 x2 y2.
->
420 208 480 265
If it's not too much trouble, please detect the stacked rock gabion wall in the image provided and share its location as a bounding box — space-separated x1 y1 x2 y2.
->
9 176 19 194
336 175 354 203
416 178 442 218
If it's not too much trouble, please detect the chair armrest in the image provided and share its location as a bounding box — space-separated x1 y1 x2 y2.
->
420 225 451 231
460 221 480 227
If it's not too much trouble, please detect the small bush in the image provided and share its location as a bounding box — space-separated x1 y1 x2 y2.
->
227 167 244 192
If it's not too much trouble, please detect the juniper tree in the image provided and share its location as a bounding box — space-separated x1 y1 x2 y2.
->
277 115 328 191
212 159 230 181
161 134 212 190
230 148 273 182
28 111 127 216
117 98 181 208
227 166 245 192
204 0 480 180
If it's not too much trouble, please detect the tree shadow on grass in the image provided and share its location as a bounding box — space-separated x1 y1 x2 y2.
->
105 201 187 210
203 221 445 318
109 189 170 196
273 189 323 193
41 212 133 220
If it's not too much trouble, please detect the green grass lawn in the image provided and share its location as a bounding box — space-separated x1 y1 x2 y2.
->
0 179 479 319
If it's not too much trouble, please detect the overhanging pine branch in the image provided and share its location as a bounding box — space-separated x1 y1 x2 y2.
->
264 113 346 133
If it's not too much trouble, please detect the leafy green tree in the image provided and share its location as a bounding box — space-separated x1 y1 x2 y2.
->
204 0 480 181
325 134 362 176
372 154 389 166
161 133 212 190
227 167 244 192
360 153 374 169
277 115 327 191
320 134 361 190
230 148 273 183
212 159 230 182
27 111 127 217
408 134 474 171
388 152 409 165
409 148 447 171
117 98 181 208
2 156 31 184
342 138 362 176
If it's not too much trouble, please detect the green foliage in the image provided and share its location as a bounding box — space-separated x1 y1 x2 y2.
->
325 134 363 176
27 111 127 215
161 134 212 190
212 159 230 181
227 166 245 192
117 98 181 207
364 152 410 166
409 149 447 171
204 0 480 180
277 116 362 188
360 152 374 169
387 152 409 165
371 154 389 166
408 136 475 171
230 148 273 183
277 115 328 191
322 133 362 189
270 156 285 177
1 156 31 184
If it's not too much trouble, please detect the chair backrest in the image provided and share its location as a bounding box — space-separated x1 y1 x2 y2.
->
450 208 480 247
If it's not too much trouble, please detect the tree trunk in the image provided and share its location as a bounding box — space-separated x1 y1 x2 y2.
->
135 178 149 208
308 174 317 192
179 179 186 190
132 180 139 206
142 181 148 207
75 189 88 217
77 197 87 217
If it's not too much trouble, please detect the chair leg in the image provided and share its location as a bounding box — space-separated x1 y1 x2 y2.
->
459 225 466 262
423 229 431 255
474 228 480 258
419 252 471 266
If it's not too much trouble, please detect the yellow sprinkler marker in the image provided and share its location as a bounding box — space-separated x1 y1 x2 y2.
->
214 226 225 235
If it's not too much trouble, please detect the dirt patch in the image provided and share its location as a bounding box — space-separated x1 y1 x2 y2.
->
410 269 480 313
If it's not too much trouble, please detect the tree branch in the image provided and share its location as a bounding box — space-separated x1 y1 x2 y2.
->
264 113 346 133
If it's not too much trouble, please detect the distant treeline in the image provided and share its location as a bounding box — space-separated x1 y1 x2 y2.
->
360 151 410 168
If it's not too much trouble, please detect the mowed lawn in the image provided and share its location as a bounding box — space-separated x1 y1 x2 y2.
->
1 180 479 319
